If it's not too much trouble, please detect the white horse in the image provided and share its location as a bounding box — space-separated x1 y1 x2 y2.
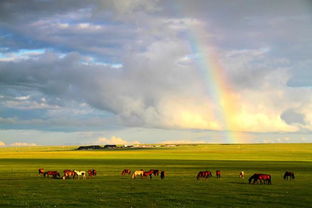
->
131 170 144 179
239 171 245 179
74 170 86 179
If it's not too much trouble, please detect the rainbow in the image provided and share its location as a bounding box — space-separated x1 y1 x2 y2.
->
185 24 247 143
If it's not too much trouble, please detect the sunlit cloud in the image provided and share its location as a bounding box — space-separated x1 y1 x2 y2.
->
97 136 140 145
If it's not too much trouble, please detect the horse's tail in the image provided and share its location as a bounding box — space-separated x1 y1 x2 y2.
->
131 173 135 179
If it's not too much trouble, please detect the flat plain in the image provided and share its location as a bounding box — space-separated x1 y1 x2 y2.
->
0 143 311 208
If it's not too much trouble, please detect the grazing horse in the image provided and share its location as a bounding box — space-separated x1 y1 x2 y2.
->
239 171 245 179
63 170 77 179
216 170 221 178
249 173 271 184
88 169 97 177
38 168 45 175
143 170 154 179
196 171 212 180
131 170 144 179
283 171 295 180
160 171 165 180
121 169 131 176
44 171 60 178
74 170 86 179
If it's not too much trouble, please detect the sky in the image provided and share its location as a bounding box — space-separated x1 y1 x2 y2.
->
0 0 312 146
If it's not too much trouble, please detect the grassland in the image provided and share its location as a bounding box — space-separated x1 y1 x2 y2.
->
0 143 311 208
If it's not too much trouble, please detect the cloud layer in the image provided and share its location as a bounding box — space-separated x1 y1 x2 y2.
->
1 0 312 144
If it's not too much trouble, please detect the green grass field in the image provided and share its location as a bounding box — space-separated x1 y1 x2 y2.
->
0 144 311 208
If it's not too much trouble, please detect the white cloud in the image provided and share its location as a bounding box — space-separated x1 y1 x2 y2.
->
160 139 206 144
10 142 38 147
0 141 6 146
97 136 140 145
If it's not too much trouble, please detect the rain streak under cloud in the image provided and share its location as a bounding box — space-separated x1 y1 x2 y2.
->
0 0 312 145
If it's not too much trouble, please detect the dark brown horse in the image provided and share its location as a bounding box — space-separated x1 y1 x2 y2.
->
152 169 160 176
121 169 131 176
38 168 45 175
88 169 97 176
283 171 295 180
249 173 271 184
44 171 60 178
63 170 77 179
216 170 221 178
196 171 212 180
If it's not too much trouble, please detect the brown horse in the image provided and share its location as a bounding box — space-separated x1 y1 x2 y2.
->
63 170 77 179
44 171 60 178
121 169 131 176
88 169 97 177
283 171 295 180
216 170 221 178
249 173 271 184
38 168 45 175
197 171 212 180
143 170 154 179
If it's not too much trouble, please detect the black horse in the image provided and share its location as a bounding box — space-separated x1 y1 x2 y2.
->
283 171 295 180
